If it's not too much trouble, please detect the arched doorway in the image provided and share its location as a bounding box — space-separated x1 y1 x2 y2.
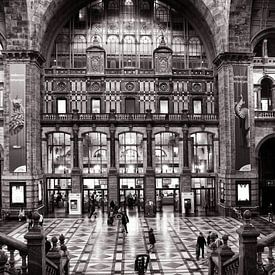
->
258 137 275 213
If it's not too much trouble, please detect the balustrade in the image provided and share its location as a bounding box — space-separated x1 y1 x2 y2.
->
208 210 275 275
0 212 69 275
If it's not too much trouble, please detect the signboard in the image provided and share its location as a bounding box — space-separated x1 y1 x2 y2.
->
69 193 82 215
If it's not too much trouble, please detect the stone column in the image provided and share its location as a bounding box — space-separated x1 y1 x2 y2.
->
213 52 257 211
2 51 45 211
24 212 46 275
180 124 191 213
71 124 81 194
272 87 275 110
108 124 118 205
236 210 260 275
144 124 156 217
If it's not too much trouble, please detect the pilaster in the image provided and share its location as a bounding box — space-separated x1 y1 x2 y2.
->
2 50 45 211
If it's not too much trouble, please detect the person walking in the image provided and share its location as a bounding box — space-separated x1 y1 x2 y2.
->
196 232 206 260
268 203 273 222
45 237 51 254
147 228 156 253
121 211 129 233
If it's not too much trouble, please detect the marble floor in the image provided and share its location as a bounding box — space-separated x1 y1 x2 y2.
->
6 208 275 275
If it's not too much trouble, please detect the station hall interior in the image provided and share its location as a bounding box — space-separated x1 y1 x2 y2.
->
0 0 275 274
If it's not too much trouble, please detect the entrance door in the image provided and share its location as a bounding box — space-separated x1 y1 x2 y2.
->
156 189 179 212
83 178 108 213
120 189 144 212
46 178 71 216
83 189 108 213
192 187 215 215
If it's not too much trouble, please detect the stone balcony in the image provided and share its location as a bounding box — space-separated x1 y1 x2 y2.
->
41 112 219 126
44 67 214 77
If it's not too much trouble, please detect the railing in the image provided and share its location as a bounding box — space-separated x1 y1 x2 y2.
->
44 67 213 76
0 232 28 275
0 212 68 275
257 232 275 274
42 112 218 123
255 110 275 119
208 210 275 275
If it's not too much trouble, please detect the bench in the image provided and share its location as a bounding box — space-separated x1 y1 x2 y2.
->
1 210 27 221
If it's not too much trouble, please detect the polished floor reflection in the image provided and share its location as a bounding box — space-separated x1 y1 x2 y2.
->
7 208 275 275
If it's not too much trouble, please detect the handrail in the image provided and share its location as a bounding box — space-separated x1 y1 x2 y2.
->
223 254 239 274
0 232 27 253
46 258 58 275
257 231 275 252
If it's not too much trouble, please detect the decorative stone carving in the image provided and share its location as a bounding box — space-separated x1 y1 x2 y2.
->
192 83 202 92
53 80 69 93
86 44 105 75
125 82 135 91
153 36 172 75
159 82 169 92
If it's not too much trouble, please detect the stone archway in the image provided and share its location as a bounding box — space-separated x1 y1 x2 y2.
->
257 136 275 213
38 0 218 63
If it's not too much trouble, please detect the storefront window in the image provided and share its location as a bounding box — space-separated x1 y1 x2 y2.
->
83 132 107 174
155 132 179 173
119 132 144 173
191 132 214 173
47 132 71 174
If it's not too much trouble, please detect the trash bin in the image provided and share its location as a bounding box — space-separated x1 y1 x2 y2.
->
134 254 150 275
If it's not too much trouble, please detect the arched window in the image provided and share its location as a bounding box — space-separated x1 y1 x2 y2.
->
73 35 87 68
47 132 71 174
119 132 143 173
83 132 107 174
155 132 179 173
107 35 119 54
172 37 185 69
189 37 201 57
191 132 214 173
107 35 120 68
261 78 273 111
51 35 70 68
140 36 152 69
123 35 136 67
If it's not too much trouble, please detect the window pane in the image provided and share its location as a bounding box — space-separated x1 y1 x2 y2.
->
193 100 202 114
160 100 168 113
57 99 66 113
91 99 101 113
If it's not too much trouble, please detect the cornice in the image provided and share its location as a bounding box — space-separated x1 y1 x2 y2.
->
213 52 255 68
2 50 46 67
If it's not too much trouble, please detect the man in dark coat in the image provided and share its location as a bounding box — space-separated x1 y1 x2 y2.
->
196 232 206 260
121 212 129 233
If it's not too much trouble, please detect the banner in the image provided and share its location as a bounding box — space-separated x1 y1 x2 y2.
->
9 64 26 172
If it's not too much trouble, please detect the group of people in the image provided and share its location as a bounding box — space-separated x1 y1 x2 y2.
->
196 231 223 260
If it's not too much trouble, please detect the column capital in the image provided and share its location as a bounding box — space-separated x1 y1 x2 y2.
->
3 50 45 67
213 52 254 68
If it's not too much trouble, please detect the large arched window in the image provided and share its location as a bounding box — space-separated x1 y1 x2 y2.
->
119 132 144 173
155 132 179 173
49 0 211 69
50 35 70 68
191 132 214 173
83 132 107 174
47 132 71 174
